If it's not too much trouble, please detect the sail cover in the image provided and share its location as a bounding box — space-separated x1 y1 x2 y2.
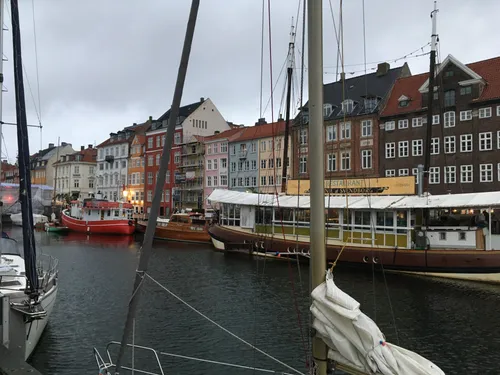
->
311 270 445 375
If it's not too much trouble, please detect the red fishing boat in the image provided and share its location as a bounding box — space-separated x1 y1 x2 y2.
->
61 194 135 235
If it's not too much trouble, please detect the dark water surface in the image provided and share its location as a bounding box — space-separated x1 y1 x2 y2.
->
5 227 499 374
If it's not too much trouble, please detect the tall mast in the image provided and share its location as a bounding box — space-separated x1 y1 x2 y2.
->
10 0 39 298
0 0 4 236
113 1 200 373
422 1 438 197
280 19 295 193
308 0 328 374
52 136 60 206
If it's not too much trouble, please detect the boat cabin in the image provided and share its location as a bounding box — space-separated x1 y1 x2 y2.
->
69 199 134 221
168 212 208 227
208 189 500 251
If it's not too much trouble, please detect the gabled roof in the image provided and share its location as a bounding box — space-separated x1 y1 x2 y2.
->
157 99 204 123
418 54 483 93
97 121 152 148
230 121 286 143
299 64 408 121
201 127 247 143
54 147 97 165
381 55 500 118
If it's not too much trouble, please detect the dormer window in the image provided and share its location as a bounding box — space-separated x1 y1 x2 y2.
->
364 97 378 112
398 95 410 108
341 99 354 114
323 104 333 117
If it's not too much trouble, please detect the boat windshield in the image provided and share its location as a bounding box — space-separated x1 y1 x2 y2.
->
0 237 21 257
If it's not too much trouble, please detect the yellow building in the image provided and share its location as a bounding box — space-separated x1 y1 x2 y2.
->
30 142 75 186
257 121 292 194
126 134 146 217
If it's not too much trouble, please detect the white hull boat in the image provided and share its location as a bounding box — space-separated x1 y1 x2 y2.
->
10 213 48 227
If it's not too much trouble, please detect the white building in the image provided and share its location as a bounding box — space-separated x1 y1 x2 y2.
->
54 145 97 199
96 122 150 201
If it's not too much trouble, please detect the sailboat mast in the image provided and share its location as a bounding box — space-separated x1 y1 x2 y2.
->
10 0 39 298
422 1 438 196
0 0 4 236
113 1 200 373
280 19 295 193
308 0 328 374
52 136 60 206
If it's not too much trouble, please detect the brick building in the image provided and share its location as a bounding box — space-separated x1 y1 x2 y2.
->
379 54 500 194
291 63 410 180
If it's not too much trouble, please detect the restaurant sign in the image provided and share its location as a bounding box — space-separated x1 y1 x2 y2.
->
287 176 415 195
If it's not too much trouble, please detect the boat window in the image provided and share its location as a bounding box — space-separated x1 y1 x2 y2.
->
354 211 371 230
275 208 294 224
179 216 189 224
114 210 119 217
192 218 206 226
396 211 408 234
296 209 310 226
170 216 178 223
459 232 466 241
376 211 394 232
255 207 272 225
325 208 340 227
439 232 447 241
107 210 111 216
234 205 240 226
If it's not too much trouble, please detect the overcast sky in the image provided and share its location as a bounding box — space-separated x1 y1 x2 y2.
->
0 0 498 163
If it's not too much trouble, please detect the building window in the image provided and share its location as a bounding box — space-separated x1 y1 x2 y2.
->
207 160 212 170
251 160 257 170
480 164 493 182
147 172 153 185
221 158 227 169
231 178 236 187
385 169 395 177
460 110 472 121
327 153 337 172
268 175 274 185
326 125 337 141
299 129 307 145
398 119 408 129
156 154 160 165
412 139 423 156
251 142 257 153
361 120 372 137
429 167 440 184
238 177 243 187
444 136 456 154
207 145 212 154
221 142 228 153
444 166 456 184
444 90 455 107
174 133 181 144
497 106 500 116
412 117 423 127
220 175 228 186
444 111 455 127
385 142 395 159
398 141 409 157
323 104 333 117
385 121 395 131
460 165 473 183
445 70 454 77
174 152 180 164
260 176 266 186
431 137 440 155
479 107 492 119
156 136 160 148
74 179 80 188
206 176 212 187
299 157 307 174
89 179 94 188
341 152 351 171
398 168 409 176
340 122 351 139
231 145 236 155
361 150 372 169
260 160 266 169
479 132 492 151
147 191 152 202
432 114 440 125
147 138 153 149
460 86 472 95
460 134 473 152
341 99 354 114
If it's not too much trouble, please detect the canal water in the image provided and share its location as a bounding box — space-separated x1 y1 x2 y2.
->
4 227 499 374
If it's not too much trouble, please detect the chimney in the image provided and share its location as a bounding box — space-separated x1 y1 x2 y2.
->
278 114 284 122
200 97 205 102
48 143 54 148
149 116 153 121
255 117 267 126
376 62 390 77
88 144 93 149
81 145 85 151
133 122 137 126
61 142 68 147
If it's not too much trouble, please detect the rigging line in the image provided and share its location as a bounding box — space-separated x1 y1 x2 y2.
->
267 0 274 123
262 57 287 116
380 262 400 346
144 273 305 375
159 351 299 374
362 0 367 97
327 0 341 81
31 0 41 123
259 0 265 118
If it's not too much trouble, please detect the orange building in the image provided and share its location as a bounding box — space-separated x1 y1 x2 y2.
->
30 142 75 186
125 134 146 217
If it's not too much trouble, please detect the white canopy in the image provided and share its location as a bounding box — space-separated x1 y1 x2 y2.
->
311 270 445 375
207 189 500 210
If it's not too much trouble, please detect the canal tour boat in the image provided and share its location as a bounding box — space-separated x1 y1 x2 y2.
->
136 212 211 243
61 194 135 235
207 188 500 283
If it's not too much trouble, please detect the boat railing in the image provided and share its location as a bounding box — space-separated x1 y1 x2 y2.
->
37 253 59 289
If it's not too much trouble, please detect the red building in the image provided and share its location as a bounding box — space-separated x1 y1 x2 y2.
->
1 161 20 183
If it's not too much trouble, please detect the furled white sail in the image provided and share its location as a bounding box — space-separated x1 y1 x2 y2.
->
311 270 445 375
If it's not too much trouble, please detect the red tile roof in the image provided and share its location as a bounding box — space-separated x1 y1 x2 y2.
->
380 55 500 117
230 121 286 143
97 121 152 148
199 127 247 143
53 147 96 165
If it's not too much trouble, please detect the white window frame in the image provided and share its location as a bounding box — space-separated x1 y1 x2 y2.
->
429 167 440 184
444 111 455 128
361 149 372 169
361 120 372 137
385 142 395 159
432 114 440 125
412 117 423 127
479 132 492 151
431 137 440 155
398 168 409 176
412 139 423 156
385 121 395 131
479 107 492 119
398 141 409 158
480 164 493 182
341 151 351 171
327 153 337 172
444 136 456 154
460 165 473 183
385 169 396 177
326 125 337 141
340 122 351 139
398 119 409 129
460 110 472 121
444 166 456 184
460 134 473 152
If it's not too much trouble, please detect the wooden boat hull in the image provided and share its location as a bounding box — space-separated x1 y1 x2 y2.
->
208 225 500 283
136 221 211 244
61 210 135 235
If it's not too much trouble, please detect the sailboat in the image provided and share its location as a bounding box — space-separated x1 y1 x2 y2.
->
0 0 59 360
95 1 443 374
